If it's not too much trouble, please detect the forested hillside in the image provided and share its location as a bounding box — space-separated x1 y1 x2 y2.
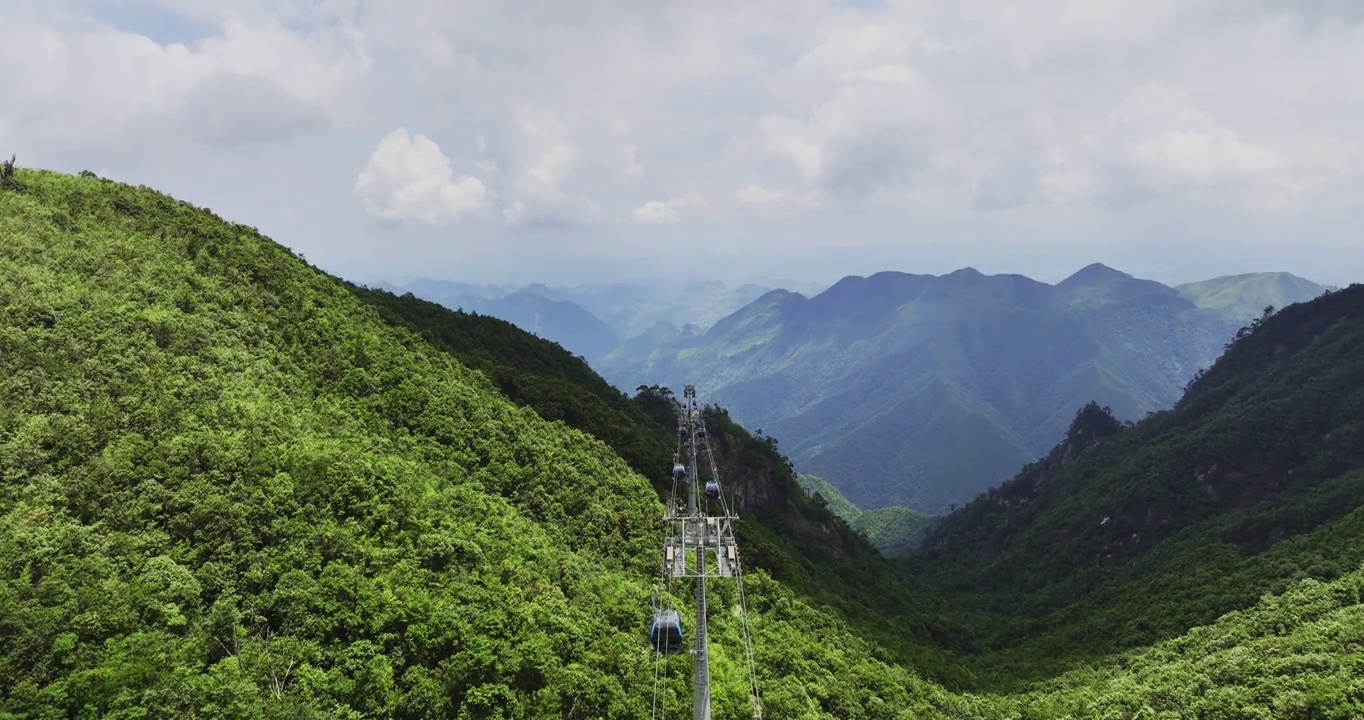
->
797 474 939 556
599 264 1240 515
919 284 1364 685
4 166 1362 718
1177 272 1332 323
346 286 969 675
0 168 922 717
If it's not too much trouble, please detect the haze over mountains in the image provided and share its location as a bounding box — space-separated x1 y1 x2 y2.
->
374 263 1331 516
371 277 828 361
598 264 1333 513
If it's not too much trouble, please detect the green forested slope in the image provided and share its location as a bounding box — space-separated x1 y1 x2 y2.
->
0 169 662 717
797 474 939 556
1177 272 1332 323
4 167 1363 718
345 286 674 490
919 286 1364 684
0 168 966 718
345 287 971 678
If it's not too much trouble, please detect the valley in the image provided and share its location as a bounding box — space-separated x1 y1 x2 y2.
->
378 265 1330 520
3 167 1361 718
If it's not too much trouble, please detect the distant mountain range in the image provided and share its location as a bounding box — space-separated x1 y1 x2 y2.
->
596 265 1333 514
369 278 827 360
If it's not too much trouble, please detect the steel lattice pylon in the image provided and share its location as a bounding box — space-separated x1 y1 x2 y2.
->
650 385 763 720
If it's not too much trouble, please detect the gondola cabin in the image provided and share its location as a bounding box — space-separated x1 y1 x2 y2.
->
650 609 684 653
704 480 721 500
673 463 686 480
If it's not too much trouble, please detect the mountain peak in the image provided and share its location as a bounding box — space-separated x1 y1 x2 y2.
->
1175 272 1334 318
1057 263 1134 288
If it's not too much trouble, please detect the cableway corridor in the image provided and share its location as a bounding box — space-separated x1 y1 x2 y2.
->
649 385 763 720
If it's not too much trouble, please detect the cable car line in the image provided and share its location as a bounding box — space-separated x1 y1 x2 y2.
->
648 385 762 720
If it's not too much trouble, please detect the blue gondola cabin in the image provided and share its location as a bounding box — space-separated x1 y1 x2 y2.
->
650 609 683 653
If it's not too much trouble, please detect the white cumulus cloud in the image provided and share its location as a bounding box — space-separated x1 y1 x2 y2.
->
631 200 681 224
7 0 1364 285
353 128 491 225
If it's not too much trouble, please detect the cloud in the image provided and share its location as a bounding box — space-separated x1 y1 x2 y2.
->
629 193 706 224
0 4 368 168
1021 85 1331 210
631 201 680 224
6 0 1364 286
176 71 330 148
734 184 785 206
353 128 491 225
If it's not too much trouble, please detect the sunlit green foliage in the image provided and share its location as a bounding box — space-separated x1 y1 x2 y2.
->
921 285 1364 687
0 168 1001 719
797 474 939 556
3 167 1362 718
342 291 974 679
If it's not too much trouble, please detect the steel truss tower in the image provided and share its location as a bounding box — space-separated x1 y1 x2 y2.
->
652 385 761 720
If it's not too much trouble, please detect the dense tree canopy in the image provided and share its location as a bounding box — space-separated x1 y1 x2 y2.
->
3 167 1362 717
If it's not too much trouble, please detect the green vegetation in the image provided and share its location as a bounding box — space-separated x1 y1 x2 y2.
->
993 562 1364 717
797 474 939 556
1177 271 1332 323
853 507 938 558
599 264 1241 515
919 285 1364 687
797 474 862 519
4 166 1363 718
0 167 970 718
346 285 673 492
346 286 971 679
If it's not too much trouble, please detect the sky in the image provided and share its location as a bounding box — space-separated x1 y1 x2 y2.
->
3 0 1362 289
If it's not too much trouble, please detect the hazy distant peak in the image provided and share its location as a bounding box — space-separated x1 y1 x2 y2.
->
513 283 558 300
637 319 682 341
1057 262 1134 288
1176 272 1332 318
754 287 806 303
807 272 935 320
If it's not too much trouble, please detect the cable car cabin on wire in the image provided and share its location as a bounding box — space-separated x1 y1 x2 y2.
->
650 609 684 654
704 480 720 500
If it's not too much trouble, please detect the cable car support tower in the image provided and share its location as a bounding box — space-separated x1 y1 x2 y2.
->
649 385 762 720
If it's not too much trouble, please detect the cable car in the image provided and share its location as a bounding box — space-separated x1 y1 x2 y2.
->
696 426 707 439
704 480 721 500
650 609 683 653
672 463 686 479
677 425 687 438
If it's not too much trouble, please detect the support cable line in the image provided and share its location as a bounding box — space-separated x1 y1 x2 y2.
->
648 385 762 720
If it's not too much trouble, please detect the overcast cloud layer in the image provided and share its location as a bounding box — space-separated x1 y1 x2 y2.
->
3 0 1362 287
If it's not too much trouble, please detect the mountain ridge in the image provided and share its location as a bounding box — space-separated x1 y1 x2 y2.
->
599 265 1288 513
916 282 1364 681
